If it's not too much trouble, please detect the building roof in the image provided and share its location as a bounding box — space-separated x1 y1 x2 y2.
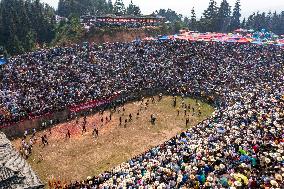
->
90 14 165 19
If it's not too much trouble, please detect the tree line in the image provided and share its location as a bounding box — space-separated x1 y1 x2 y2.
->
185 0 284 34
0 0 56 55
57 0 141 17
0 0 283 55
0 0 142 55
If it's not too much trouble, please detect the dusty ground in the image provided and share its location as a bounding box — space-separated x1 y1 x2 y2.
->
12 96 214 186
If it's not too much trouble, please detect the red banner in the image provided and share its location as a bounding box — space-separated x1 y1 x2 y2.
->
69 93 120 113
0 93 121 128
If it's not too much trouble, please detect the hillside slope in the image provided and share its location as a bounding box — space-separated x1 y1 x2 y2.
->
84 26 168 43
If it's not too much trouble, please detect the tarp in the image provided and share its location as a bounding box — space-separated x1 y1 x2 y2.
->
237 38 250 43
143 37 156 41
158 36 169 40
251 41 263 45
226 39 237 43
0 58 6 65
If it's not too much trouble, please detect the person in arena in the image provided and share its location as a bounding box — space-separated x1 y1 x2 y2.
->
66 129 71 139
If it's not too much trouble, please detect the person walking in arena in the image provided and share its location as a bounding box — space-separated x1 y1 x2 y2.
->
66 129 71 139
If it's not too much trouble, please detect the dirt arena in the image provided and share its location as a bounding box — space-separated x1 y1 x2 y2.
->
12 96 214 186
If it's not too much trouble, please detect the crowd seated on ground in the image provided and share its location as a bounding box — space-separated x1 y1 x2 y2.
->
0 40 284 188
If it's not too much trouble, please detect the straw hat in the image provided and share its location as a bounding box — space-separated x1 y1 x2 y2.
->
209 156 216 161
263 152 268 156
220 164 225 169
207 176 213 182
277 149 283 153
214 165 220 171
275 174 282 181
270 180 278 186
234 181 242 187
205 182 212 186
240 163 247 168
265 158 271 164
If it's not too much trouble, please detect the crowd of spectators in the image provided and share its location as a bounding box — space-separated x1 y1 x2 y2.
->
0 40 283 188
93 21 160 28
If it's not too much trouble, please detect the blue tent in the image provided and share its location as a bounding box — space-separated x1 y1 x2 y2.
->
251 41 263 45
0 58 6 65
158 36 169 41
275 43 284 47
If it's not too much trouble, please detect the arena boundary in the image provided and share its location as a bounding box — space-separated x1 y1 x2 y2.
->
1 87 217 139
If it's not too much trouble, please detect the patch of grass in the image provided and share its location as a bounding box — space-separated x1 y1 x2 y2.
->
12 96 214 186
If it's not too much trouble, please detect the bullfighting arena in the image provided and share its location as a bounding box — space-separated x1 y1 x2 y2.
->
12 96 214 185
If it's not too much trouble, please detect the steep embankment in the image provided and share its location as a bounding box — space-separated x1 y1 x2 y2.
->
85 26 168 43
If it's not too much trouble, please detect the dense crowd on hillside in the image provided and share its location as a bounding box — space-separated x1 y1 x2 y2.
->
0 40 284 188
0 40 282 125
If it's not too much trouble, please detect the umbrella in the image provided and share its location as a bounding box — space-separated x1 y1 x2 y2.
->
0 58 6 65
237 38 250 43
197 174 206 184
233 173 249 185
219 177 229 187
217 127 226 133
239 148 247 155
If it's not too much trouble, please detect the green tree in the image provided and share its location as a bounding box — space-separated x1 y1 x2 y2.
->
216 0 231 32
24 31 36 51
8 35 24 55
113 0 126 15
189 7 197 30
155 9 182 23
94 0 109 15
202 0 219 32
229 0 241 31
240 18 246 28
57 0 94 17
106 0 113 14
183 17 189 28
0 0 56 55
155 9 183 33
53 16 85 45
126 0 141 16
271 11 281 34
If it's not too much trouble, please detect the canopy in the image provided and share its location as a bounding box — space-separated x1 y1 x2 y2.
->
143 37 156 41
0 58 6 65
237 38 250 43
235 28 247 33
158 36 169 40
251 41 263 45
226 39 237 43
